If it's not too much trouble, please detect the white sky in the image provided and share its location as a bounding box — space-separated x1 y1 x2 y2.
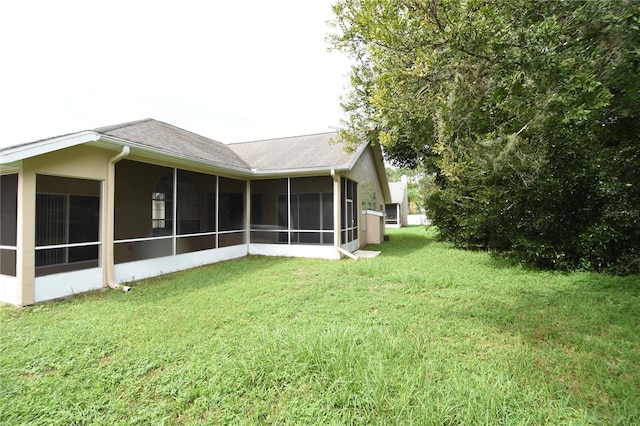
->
0 0 351 148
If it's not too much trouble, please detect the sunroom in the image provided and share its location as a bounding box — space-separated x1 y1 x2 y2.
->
0 119 390 305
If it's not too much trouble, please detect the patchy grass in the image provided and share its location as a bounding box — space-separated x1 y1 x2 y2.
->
1 227 638 425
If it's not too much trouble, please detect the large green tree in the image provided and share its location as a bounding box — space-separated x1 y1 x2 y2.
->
331 0 640 273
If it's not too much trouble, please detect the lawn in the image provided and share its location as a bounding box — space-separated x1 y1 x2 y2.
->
1 227 639 425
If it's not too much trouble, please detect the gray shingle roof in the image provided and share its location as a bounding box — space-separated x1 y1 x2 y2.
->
228 132 359 172
94 119 250 170
2 118 364 175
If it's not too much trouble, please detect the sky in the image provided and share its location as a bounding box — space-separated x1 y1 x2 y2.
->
0 0 352 148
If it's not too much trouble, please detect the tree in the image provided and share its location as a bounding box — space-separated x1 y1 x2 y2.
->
331 0 640 273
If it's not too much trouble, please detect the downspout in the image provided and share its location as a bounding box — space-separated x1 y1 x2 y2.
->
331 169 358 261
105 146 131 292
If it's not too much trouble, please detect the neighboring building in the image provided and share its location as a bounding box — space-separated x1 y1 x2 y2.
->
0 119 390 306
385 175 408 228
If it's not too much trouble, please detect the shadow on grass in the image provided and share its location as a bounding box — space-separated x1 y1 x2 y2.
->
72 255 299 307
459 270 640 353
113 227 436 306
373 226 437 257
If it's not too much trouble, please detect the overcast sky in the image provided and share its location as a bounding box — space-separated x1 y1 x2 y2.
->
0 0 351 148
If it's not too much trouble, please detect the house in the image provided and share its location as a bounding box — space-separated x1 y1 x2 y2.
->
0 119 391 306
385 175 409 228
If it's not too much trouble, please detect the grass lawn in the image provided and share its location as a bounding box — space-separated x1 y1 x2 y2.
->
1 227 639 425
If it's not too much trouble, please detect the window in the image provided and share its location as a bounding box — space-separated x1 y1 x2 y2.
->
152 173 174 236
152 192 166 229
35 175 101 276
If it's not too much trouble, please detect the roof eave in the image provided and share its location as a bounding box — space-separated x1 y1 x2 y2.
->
249 165 351 178
94 135 254 177
0 131 100 164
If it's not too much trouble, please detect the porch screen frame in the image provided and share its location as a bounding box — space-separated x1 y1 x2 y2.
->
0 173 18 277
341 177 358 244
250 176 334 246
114 160 247 264
34 174 102 277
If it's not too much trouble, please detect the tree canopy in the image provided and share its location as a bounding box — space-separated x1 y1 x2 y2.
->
331 0 640 273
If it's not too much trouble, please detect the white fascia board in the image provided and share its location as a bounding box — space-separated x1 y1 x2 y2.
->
0 131 100 164
250 166 350 178
95 135 254 178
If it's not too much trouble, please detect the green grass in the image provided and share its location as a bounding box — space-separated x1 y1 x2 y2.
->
1 227 639 425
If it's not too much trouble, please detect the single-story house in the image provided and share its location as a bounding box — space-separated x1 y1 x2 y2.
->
385 175 408 228
0 119 391 306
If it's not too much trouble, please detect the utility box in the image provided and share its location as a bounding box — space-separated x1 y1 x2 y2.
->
363 210 385 245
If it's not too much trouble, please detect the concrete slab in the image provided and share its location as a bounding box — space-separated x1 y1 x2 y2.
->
354 250 381 259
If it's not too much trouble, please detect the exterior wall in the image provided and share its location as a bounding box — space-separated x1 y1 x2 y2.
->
17 145 114 305
2 142 390 305
0 275 19 305
250 243 340 260
343 146 387 248
114 245 247 284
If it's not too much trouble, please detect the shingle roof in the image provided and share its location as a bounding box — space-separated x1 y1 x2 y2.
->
228 132 359 172
94 118 250 170
2 119 365 175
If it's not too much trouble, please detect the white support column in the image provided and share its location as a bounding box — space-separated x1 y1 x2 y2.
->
332 171 341 250
16 169 36 305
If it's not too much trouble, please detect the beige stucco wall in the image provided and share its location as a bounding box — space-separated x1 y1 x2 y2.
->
26 145 114 181
344 146 387 246
16 145 115 305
